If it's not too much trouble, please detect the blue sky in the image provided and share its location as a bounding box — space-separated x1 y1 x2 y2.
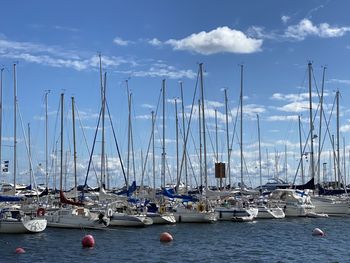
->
1 0 350 189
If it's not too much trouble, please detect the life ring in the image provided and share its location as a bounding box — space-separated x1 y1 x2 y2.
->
107 208 113 217
197 203 205 212
37 208 45 217
159 206 166 214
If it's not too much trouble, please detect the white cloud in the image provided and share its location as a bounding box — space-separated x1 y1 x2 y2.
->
281 16 290 24
113 37 132 46
340 123 350 133
267 115 299 121
116 63 196 79
285 19 350 41
271 92 308 101
165 26 263 55
276 101 310 112
327 79 350 85
148 38 162 46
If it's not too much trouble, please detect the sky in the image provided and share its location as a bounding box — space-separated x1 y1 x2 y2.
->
1 0 350 189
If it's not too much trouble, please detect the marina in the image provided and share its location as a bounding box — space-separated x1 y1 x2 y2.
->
1 0 350 262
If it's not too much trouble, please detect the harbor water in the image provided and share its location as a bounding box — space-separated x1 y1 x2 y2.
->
1 217 349 262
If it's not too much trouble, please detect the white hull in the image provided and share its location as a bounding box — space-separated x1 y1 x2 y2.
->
174 208 216 223
215 207 258 221
146 213 176 224
284 204 315 217
256 206 285 219
312 197 349 216
46 207 109 229
109 213 153 227
0 218 47 233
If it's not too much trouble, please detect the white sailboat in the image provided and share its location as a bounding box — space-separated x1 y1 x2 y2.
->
0 65 47 233
45 94 109 229
0 206 47 233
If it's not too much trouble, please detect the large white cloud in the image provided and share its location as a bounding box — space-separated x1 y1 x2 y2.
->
165 26 263 55
285 19 350 40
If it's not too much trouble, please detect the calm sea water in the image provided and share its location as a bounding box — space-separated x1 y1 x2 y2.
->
1 217 349 263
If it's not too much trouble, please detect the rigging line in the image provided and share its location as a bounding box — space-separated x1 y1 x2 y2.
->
17 103 40 198
140 88 162 186
84 106 103 187
74 104 99 183
176 66 200 190
106 100 127 185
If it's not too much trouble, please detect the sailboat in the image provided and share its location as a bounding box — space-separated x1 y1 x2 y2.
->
214 65 258 222
45 94 109 229
0 64 47 233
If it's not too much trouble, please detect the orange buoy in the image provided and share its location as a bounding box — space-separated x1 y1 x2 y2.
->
312 228 325 236
15 247 25 254
160 232 173 242
82 234 95 248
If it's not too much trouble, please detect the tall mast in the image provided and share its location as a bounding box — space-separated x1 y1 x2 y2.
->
257 114 262 192
336 90 341 188
180 82 188 192
317 66 326 185
198 99 202 191
100 72 106 188
307 62 315 181
151 111 155 190
71 97 78 195
126 80 131 189
199 63 208 190
161 79 166 188
0 68 3 180
28 123 32 186
240 64 244 190
60 93 64 193
175 98 179 187
224 89 231 188
284 145 288 182
45 91 49 189
13 64 17 194
215 109 218 162
298 115 305 184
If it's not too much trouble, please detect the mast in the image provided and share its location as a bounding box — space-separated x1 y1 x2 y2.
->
317 66 326 185
151 111 155 190
45 91 49 189
28 123 32 186
307 62 316 181
0 68 3 180
336 90 341 188
180 82 188 192
71 97 78 196
298 115 305 184
126 80 131 189
240 64 244 190
60 93 64 194
161 79 166 188
199 63 208 190
224 89 231 188
215 108 219 189
215 109 218 162
13 64 17 194
284 145 288 182
198 99 203 191
257 114 262 192
100 72 106 188
175 98 179 187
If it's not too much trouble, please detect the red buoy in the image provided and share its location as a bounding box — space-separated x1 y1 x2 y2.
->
160 232 173 242
82 234 95 248
15 247 25 254
312 228 325 236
